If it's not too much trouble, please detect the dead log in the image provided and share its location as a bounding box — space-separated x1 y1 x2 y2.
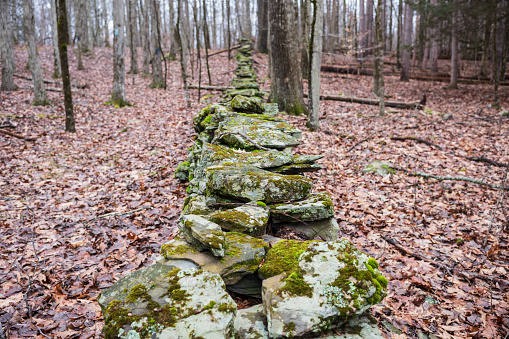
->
188 84 231 91
208 44 241 57
304 93 424 110
0 129 36 141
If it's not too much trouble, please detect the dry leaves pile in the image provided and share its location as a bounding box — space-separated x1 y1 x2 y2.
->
1 46 508 338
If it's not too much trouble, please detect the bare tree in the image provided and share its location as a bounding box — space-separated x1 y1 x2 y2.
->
202 0 212 85
449 0 458 88
112 0 127 107
102 0 110 46
23 0 49 105
429 0 438 73
128 0 139 74
0 0 17 91
374 0 385 116
300 0 310 79
56 0 75 132
141 0 151 76
400 1 413 82
149 0 164 88
269 0 307 115
308 0 324 130
50 0 61 78
257 0 268 53
176 0 191 107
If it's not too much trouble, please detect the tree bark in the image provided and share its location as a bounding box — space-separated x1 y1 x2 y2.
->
202 0 212 85
400 1 413 82
141 0 150 76
56 0 75 132
269 0 307 116
0 0 17 91
23 0 49 105
128 0 139 74
149 0 164 88
257 0 268 53
50 0 62 78
176 0 191 107
244 0 252 40
429 0 438 73
366 0 373 52
359 0 365 59
308 0 324 130
112 0 127 107
374 0 385 116
102 0 110 46
301 0 310 80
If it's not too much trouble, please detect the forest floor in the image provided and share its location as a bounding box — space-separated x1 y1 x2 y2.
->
1 45 508 339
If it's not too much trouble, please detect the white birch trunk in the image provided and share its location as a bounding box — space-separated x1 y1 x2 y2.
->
308 0 324 130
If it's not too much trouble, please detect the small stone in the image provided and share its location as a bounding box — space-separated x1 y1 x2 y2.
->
209 203 269 235
269 192 335 222
182 195 212 216
231 95 264 113
363 160 395 176
499 110 509 117
179 215 226 257
234 304 269 339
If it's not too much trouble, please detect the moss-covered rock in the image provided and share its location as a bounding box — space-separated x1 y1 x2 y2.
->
293 154 325 164
216 124 300 151
206 165 312 204
159 234 268 285
261 239 388 338
273 217 339 242
178 215 226 257
174 161 190 181
269 192 334 222
98 264 236 339
233 304 269 339
231 95 264 114
218 115 302 140
209 203 269 236
181 195 212 216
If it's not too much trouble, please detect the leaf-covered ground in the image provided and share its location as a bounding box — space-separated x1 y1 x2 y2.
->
1 46 508 338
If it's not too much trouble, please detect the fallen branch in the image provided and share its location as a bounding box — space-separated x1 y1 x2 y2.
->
382 235 509 288
409 172 507 190
0 129 36 141
304 93 424 110
466 156 509 168
211 131 272 151
14 74 88 88
208 44 241 57
189 84 231 91
390 136 443 150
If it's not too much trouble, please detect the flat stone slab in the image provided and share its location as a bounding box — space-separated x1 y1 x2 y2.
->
98 264 236 339
271 163 323 175
160 234 268 285
219 115 302 139
234 304 269 339
179 214 226 257
210 203 269 235
206 165 313 204
182 194 212 216
274 217 339 241
269 192 335 222
217 124 300 150
260 239 388 338
202 143 294 170
293 154 325 164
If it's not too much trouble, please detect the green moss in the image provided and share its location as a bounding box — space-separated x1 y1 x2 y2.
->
217 302 236 313
376 275 388 289
278 271 313 298
160 243 198 258
203 300 216 310
364 262 375 275
283 321 296 334
256 201 266 207
368 258 379 269
258 240 317 279
126 283 150 303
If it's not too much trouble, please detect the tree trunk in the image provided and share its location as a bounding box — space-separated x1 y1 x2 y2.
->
168 0 176 58
226 0 231 59
56 0 75 132
449 0 458 88
396 0 402 68
128 0 139 74
112 0 127 106
301 0 310 79
102 0 110 46
269 0 307 116
308 0 324 130
141 0 150 76
149 0 164 87
23 0 49 105
202 0 212 85
492 0 499 107
366 0 373 52
374 0 385 116
0 0 17 91
359 0 365 59
400 1 412 82
257 0 268 53
75 0 85 69
429 0 438 73
244 0 252 40
176 0 190 107
50 0 62 78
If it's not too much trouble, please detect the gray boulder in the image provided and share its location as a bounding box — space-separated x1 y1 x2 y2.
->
209 203 269 235
260 239 388 338
178 214 226 257
206 165 313 204
217 124 300 150
98 264 236 339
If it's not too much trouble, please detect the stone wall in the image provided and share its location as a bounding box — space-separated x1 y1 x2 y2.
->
97 39 388 339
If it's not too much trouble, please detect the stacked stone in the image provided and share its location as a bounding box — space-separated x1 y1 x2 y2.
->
98 40 387 339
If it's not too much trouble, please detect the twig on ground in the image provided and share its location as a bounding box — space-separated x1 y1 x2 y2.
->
211 131 272 151
0 129 36 141
347 130 379 153
466 156 509 168
409 172 506 190
390 136 443 150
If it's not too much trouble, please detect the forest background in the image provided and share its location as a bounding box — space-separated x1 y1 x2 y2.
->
0 0 508 338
